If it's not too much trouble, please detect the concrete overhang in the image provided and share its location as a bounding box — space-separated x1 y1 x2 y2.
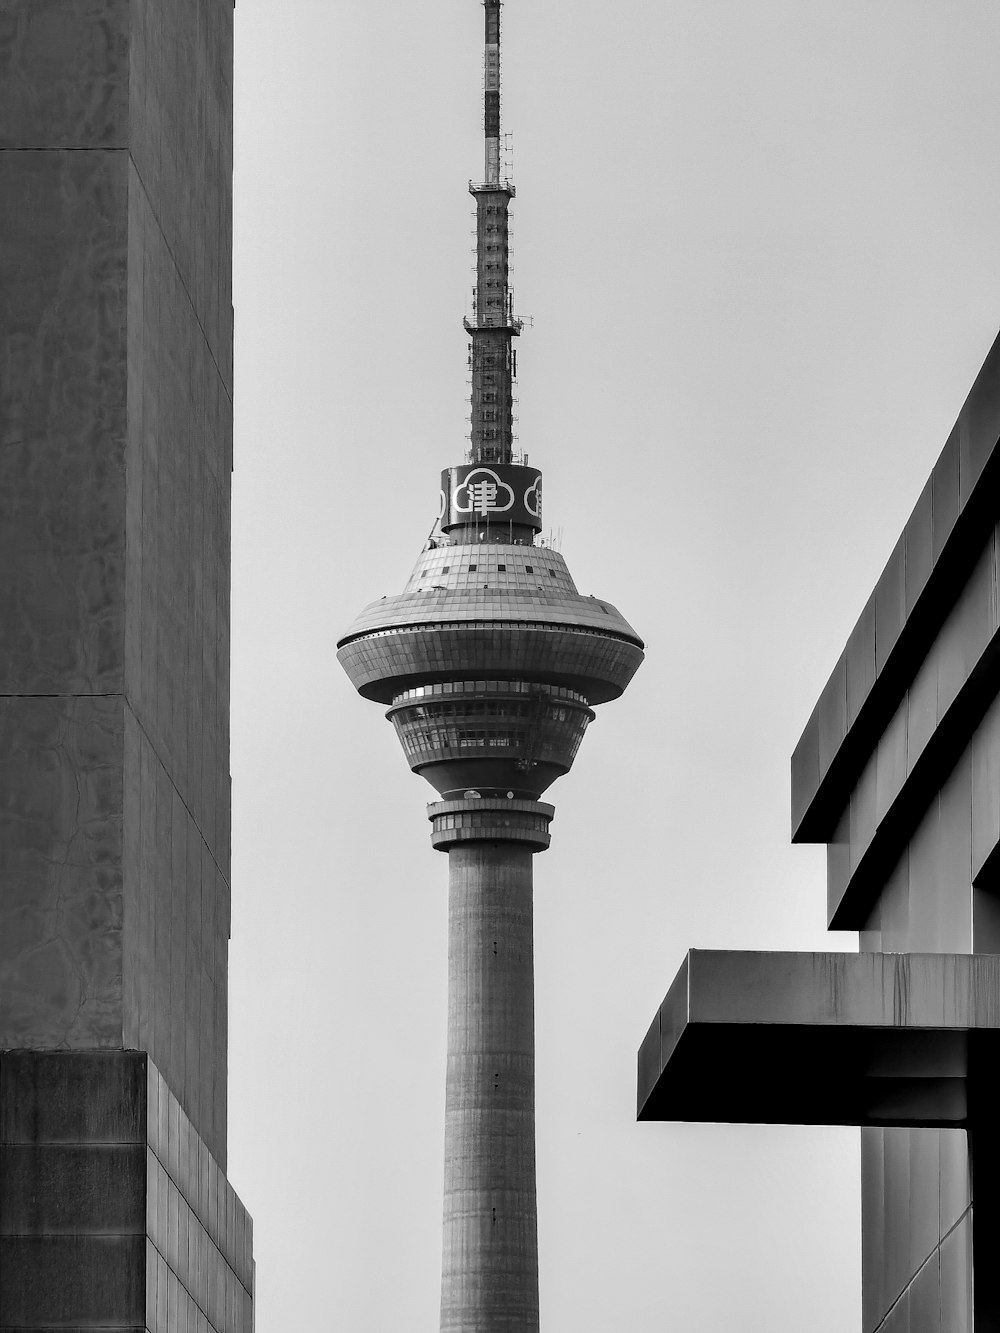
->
638 950 1000 1128
790 330 1000 848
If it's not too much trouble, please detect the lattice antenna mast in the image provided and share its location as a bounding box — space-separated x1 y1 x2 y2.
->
466 0 521 467
483 0 502 185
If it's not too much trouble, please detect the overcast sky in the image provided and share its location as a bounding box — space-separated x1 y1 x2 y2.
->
227 2 1000 1327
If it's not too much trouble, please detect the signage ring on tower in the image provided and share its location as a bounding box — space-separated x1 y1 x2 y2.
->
441 463 543 533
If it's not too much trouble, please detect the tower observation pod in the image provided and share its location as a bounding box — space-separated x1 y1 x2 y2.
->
337 3 644 1328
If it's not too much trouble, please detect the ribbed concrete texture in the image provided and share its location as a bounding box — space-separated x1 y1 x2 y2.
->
441 843 540 1333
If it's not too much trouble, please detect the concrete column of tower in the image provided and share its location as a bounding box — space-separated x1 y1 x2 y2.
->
429 798 551 1329
440 839 540 1331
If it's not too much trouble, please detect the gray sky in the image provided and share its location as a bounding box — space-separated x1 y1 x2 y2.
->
228 2 1000 1327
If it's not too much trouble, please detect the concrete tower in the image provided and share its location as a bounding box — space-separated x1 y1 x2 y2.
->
337 3 643 1328
0 2 251 1326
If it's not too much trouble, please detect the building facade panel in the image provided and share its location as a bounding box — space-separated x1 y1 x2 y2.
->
804 344 1000 1327
823 522 999 928
0 0 129 149
932 430 961 563
0 1052 251 1332
855 686 981 1329
0 1234 146 1326
128 0 234 393
117 0 233 1165
122 680 229 1161
0 1143 146 1235
125 157 232 865
938 1213 973 1330
972 686 1000 880
905 481 934 619
792 332 1000 843
0 146 127 696
0 695 125 1049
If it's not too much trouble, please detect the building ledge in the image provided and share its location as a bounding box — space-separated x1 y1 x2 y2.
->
790 327 1000 844
637 950 1000 1128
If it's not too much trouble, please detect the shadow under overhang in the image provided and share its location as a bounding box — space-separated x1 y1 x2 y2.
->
637 950 1000 1128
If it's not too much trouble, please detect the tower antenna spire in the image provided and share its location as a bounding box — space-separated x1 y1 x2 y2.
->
484 0 502 186
466 0 520 467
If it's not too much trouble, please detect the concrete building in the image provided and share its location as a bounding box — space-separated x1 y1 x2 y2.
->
338 4 643 1328
0 2 252 1326
638 331 1000 1329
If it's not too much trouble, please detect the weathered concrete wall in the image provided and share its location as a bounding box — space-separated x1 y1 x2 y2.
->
121 0 233 1155
0 696 125 1048
122 0 233 1162
0 0 233 1164
789 340 1000 1331
857 739 976 1331
852 691 1000 1329
783 323 1000 1333
0 1 130 1056
0 1050 252 1331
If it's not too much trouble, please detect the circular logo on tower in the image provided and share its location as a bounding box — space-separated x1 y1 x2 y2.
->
453 468 515 517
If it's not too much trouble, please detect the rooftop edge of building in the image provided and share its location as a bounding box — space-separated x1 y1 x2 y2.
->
791 325 1000 844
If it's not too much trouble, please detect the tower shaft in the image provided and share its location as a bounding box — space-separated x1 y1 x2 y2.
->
441 842 540 1332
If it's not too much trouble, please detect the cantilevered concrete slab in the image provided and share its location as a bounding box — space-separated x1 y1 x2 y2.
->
638 950 1000 1128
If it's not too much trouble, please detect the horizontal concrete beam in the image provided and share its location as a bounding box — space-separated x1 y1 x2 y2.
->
791 327 1000 844
638 950 1000 1128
